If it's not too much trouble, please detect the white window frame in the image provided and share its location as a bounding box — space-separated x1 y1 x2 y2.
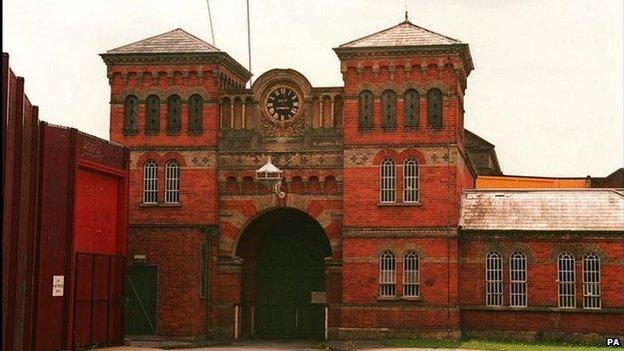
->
165 160 180 204
403 251 419 297
558 252 576 308
583 253 601 309
509 252 527 307
380 158 396 203
143 160 158 204
486 251 503 307
403 158 419 203
379 250 396 297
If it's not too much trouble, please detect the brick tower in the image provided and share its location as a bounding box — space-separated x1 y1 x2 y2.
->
333 19 475 338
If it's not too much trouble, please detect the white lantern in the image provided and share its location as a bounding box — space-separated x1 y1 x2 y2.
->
255 156 285 198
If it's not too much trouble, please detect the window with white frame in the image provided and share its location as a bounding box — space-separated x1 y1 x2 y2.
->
380 158 396 203
403 251 419 297
583 253 601 309
165 160 180 204
509 252 527 307
403 158 419 203
143 160 158 204
486 251 503 306
379 250 396 297
558 252 576 308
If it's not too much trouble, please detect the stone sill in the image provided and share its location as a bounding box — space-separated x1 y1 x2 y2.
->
140 203 182 208
461 305 624 314
377 295 422 302
377 202 421 207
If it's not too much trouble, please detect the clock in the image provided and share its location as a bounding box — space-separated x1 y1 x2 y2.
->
266 86 300 121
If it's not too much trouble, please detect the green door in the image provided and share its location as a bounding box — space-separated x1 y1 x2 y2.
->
255 224 326 338
125 265 158 335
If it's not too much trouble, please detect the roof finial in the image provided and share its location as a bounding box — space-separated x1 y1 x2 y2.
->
405 10 409 22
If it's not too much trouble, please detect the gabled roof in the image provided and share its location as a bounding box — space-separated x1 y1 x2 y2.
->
338 20 461 48
106 28 219 54
459 189 624 232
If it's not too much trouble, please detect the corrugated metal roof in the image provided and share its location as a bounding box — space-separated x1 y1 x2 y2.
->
106 28 219 54
339 21 461 48
459 189 624 231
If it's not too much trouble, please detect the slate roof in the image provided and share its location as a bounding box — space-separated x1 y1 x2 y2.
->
106 28 219 54
338 20 461 48
459 189 624 231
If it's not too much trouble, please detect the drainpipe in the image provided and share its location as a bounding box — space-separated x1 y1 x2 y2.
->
204 227 215 339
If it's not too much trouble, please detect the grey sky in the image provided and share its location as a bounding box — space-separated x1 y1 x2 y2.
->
3 0 623 177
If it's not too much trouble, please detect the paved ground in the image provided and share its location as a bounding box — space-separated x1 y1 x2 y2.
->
96 339 480 351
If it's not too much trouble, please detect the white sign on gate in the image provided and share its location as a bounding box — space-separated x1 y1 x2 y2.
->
52 275 64 297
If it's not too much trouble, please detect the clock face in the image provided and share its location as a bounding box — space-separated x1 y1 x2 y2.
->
266 87 300 121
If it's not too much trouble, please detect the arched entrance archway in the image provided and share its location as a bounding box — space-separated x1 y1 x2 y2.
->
236 208 331 339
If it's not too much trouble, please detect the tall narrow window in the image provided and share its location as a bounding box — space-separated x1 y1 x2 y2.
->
200 242 208 297
583 253 600 309
381 90 396 129
510 252 527 307
358 90 373 131
124 95 138 133
167 94 181 133
380 158 396 203
403 158 419 203
145 95 160 133
165 161 180 204
143 160 158 204
379 250 396 297
427 88 443 128
403 251 419 297
188 94 204 132
486 251 503 306
558 252 576 308
404 89 419 128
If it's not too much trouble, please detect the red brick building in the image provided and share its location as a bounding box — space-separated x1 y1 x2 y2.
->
100 21 624 341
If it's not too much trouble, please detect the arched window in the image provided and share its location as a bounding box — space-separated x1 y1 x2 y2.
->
509 252 527 307
403 251 419 297
381 89 396 129
379 250 396 297
558 252 576 308
358 90 373 131
143 160 158 204
242 176 255 195
427 88 443 128
486 251 503 306
167 95 182 133
308 176 320 194
123 95 138 134
583 253 600 309
226 176 238 195
145 95 160 133
404 89 419 128
403 158 419 203
188 94 204 132
164 161 180 204
380 158 396 203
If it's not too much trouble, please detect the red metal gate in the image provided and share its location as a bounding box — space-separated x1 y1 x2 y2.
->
73 253 125 349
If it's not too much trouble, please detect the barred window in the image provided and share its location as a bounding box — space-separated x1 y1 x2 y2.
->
403 251 419 297
188 94 204 132
381 90 396 129
509 252 527 307
380 158 396 203
379 250 396 297
583 253 600 309
403 89 419 127
167 94 182 132
145 95 160 132
403 158 419 203
358 90 373 130
486 251 503 306
123 95 138 133
143 160 158 204
427 88 443 128
558 252 576 308
165 161 180 204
